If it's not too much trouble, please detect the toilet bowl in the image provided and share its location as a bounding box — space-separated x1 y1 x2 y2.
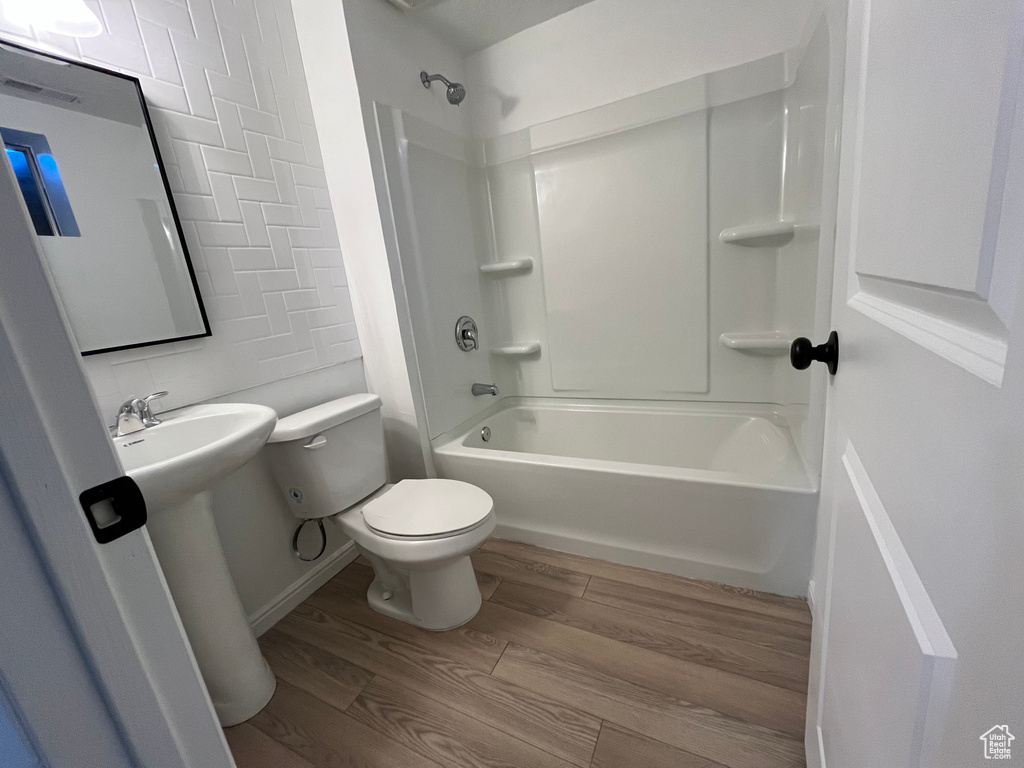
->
336 479 495 629
265 394 495 630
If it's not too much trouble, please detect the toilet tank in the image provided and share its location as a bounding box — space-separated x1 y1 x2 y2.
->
265 394 387 519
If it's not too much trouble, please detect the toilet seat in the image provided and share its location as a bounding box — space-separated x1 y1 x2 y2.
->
362 479 493 539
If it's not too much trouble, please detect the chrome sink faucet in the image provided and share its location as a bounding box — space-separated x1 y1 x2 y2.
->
114 391 168 436
471 383 499 397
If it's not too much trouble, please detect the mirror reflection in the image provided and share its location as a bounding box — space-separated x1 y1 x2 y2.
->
0 40 209 354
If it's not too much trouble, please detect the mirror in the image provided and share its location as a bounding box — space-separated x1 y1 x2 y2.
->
0 39 209 354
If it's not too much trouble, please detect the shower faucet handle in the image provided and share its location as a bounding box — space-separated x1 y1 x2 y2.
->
455 316 479 351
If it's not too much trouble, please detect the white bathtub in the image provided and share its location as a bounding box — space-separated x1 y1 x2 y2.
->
432 398 817 596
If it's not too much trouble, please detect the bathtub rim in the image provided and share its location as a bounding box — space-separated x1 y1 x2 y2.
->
432 396 819 494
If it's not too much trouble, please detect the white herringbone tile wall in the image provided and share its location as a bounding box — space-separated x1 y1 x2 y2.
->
0 0 362 420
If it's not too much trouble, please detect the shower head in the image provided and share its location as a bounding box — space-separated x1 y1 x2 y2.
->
446 81 467 106
420 71 466 106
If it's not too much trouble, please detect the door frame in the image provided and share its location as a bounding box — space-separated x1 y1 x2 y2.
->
0 159 234 766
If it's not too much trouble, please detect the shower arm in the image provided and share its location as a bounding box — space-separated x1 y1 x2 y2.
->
420 72 453 89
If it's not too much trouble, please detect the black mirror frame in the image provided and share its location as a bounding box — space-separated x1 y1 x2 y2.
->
0 37 212 356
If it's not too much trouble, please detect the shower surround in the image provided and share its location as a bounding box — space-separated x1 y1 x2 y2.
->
296 0 834 596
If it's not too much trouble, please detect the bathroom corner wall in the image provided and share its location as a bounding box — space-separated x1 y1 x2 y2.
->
0 0 367 629
296 0 502 448
0 0 362 422
290 0 429 480
338 0 497 444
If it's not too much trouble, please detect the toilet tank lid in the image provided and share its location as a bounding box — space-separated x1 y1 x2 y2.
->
268 393 382 443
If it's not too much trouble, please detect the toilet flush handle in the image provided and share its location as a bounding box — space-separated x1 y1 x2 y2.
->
304 435 328 450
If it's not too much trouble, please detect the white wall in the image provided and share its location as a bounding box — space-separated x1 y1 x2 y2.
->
296 0 503 452
466 0 818 138
0 0 367 631
0 0 362 422
341 0 471 137
206 360 367 627
293 0 470 476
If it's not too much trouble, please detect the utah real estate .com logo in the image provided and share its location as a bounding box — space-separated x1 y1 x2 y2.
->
980 725 1014 760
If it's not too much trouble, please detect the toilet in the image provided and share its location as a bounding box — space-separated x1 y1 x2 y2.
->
265 393 495 630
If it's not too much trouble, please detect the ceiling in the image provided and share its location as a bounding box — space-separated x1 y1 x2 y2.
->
0 43 145 127
399 0 600 54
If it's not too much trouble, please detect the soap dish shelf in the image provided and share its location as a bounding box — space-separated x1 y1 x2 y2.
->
480 258 534 276
491 342 541 357
719 332 791 356
719 221 796 246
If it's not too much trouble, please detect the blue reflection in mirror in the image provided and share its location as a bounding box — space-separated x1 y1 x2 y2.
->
2 127 80 237
4 145 53 236
35 152 80 236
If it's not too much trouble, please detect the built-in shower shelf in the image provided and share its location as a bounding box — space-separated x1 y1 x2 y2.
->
719 332 791 356
719 221 796 246
491 341 542 357
479 258 534 276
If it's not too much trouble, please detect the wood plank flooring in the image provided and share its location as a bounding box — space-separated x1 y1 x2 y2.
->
227 540 811 768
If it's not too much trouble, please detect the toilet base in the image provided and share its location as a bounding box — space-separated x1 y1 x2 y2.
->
362 552 483 631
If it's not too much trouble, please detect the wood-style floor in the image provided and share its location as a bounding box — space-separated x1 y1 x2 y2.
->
226 540 811 768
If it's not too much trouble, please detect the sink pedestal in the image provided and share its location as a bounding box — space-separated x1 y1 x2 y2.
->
114 402 279 724
145 490 276 726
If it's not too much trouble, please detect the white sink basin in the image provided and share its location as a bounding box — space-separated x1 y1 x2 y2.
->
112 401 279 726
114 403 277 509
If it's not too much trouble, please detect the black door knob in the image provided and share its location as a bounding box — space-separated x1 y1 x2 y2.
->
790 331 839 375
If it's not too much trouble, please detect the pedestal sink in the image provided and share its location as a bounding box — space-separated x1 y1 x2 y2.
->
113 403 278 726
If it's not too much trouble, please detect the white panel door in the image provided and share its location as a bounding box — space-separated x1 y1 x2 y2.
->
808 1 1024 767
0 151 233 767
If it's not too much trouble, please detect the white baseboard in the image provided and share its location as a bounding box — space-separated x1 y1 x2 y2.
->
248 541 359 637
807 578 816 614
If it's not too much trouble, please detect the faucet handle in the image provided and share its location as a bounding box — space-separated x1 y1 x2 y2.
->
140 391 168 426
114 398 146 436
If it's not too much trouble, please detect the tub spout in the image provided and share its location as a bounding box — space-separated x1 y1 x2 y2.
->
472 383 499 397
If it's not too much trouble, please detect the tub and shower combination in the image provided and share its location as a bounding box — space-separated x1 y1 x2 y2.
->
372 6 833 600
434 399 817 597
